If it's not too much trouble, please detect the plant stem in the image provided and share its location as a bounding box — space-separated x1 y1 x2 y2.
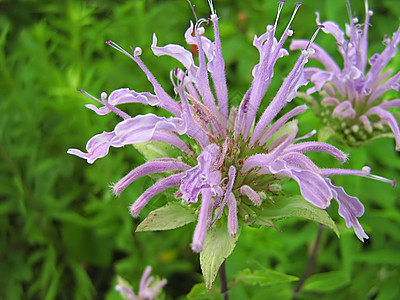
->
219 260 229 300
292 223 324 300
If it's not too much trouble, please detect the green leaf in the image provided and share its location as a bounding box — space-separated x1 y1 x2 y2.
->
133 140 182 160
136 202 196 232
255 195 340 237
233 268 298 287
303 270 350 292
200 224 240 289
187 283 222 299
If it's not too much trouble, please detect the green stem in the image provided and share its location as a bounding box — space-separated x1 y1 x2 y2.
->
292 223 324 300
219 260 229 300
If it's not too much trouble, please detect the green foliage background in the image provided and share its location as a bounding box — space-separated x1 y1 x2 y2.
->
1 0 399 299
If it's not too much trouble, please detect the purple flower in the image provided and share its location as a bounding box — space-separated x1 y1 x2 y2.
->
115 266 167 300
290 0 400 149
69 1 395 252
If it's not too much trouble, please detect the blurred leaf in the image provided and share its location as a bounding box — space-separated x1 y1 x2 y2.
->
136 202 196 232
187 283 222 300
200 224 240 289
303 270 350 292
376 274 400 300
354 250 400 265
232 268 298 287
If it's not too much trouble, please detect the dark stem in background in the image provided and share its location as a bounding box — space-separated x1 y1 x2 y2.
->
292 223 324 300
219 260 229 300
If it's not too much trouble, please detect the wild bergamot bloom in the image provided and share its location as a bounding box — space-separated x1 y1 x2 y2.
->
290 0 400 149
68 0 395 286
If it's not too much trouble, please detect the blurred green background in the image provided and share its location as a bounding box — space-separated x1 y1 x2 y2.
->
1 0 399 299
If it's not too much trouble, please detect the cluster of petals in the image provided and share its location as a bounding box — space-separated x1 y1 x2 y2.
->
68 0 395 252
290 0 400 150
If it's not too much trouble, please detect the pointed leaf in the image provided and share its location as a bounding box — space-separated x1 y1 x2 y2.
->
136 202 196 232
303 271 350 292
200 224 240 289
233 268 298 287
255 195 339 237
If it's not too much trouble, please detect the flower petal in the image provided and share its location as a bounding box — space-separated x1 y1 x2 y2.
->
67 131 117 164
285 142 348 163
325 178 368 241
192 187 213 253
130 173 185 217
152 33 197 78
113 159 191 195
114 114 186 145
227 193 238 238
239 185 261 206
109 88 160 106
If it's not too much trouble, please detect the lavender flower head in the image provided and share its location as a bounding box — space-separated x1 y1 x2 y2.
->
68 0 395 255
290 0 400 149
115 266 167 300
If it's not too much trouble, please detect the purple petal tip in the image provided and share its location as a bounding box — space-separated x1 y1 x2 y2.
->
295 2 303 6
392 178 397 188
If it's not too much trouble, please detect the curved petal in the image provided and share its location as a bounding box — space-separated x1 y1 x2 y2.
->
239 185 261 206
85 104 111 116
67 131 117 164
308 70 334 94
285 142 348 163
267 159 332 209
290 40 341 74
114 114 186 145
257 105 307 147
318 16 345 45
130 173 185 217
113 159 191 195
378 99 400 110
325 178 368 241
212 165 236 224
227 193 238 238
366 106 400 150
180 144 220 202
152 33 197 78
332 100 356 119
364 25 400 90
109 88 159 106
250 48 310 146
192 187 213 253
